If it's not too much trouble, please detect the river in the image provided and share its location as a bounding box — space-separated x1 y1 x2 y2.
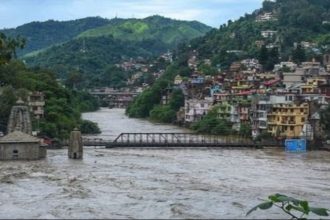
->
0 108 329 219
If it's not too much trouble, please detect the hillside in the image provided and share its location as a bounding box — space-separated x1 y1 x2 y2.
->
21 15 211 82
0 33 100 139
78 15 212 46
1 17 110 56
23 36 153 78
186 0 330 68
127 0 330 120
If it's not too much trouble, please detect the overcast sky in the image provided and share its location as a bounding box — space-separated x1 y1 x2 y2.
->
0 0 264 29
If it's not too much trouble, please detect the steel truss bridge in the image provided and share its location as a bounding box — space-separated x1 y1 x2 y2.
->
83 133 281 148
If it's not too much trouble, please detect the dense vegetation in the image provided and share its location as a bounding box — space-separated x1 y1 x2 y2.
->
126 59 189 121
186 0 330 68
24 36 151 80
6 16 211 85
1 17 110 56
78 15 211 46
0 33 100 139
191 105 252 136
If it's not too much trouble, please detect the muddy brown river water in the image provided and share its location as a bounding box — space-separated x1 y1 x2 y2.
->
0 108 329 219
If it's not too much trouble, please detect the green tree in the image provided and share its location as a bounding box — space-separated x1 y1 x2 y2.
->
169 89 184 111
292 44 306 64
258 45 269 67
239 123 252 137
0 33 25 64
80 120 101 134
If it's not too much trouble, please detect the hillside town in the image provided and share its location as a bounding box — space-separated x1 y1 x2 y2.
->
173 52 329 140
93 49 330 142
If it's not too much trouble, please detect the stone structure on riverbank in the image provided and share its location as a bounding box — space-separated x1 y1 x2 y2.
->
0 99 47 160
0 131 46 160
68 128 83 159
7 99 32 135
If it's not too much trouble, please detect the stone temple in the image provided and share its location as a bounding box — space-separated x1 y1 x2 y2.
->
0 99 46 160
7 99 32 135
0 131 46 160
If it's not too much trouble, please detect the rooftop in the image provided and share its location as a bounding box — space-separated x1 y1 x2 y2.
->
0 131 40 143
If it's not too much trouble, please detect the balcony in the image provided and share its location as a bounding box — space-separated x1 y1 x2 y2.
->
281 120 296 125
33 110 44 117
29 101 45 107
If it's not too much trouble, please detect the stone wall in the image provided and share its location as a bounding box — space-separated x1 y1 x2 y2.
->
0 143 41 160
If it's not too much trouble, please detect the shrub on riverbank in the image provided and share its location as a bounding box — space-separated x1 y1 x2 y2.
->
150 105 177 123
80 120 101 134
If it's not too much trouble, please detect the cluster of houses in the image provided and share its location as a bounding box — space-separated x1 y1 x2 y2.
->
117 51 173 88
169 51 330 140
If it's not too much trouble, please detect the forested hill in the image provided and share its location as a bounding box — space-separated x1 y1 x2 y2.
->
1 17 110 56
78 15 212 45
1 15 211 58
24 36 155 78
18 15 211 81
184 0 330 69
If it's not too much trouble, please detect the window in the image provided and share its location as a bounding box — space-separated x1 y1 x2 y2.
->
301 117 305 122
290 126 294 131
12 149 18 159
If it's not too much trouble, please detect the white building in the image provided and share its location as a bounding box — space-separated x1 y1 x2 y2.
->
184 98 213 123
282 69 305 88
256 12 277 22
274 62 297 72
261 30 277 38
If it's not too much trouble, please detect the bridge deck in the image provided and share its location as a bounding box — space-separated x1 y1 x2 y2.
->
83 133 282 149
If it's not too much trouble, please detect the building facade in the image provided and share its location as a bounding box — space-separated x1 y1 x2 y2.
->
0 131 46 160
27 92 45 119
184 98 213 123
267 102 309 138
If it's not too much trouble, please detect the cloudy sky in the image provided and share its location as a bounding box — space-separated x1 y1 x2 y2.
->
0 0 264 29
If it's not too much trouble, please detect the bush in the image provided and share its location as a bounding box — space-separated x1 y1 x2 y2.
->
149 105 177 123
80 120 101 134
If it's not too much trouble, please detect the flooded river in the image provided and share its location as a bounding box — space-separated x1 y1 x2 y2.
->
0 108 329 219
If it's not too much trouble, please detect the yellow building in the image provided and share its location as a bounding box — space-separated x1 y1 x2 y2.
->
301 78 325 94
267 103 309 138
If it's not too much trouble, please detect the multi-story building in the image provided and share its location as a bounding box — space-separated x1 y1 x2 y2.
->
274 61 297 72
184 98 213 123
27 92 45 119
267 102 309 138
282 69 305 88
251 95 272 138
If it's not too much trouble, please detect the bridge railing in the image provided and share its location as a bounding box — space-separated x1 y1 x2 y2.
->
113 133 254 145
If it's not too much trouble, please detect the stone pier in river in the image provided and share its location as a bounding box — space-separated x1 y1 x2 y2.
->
68 128 83 159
